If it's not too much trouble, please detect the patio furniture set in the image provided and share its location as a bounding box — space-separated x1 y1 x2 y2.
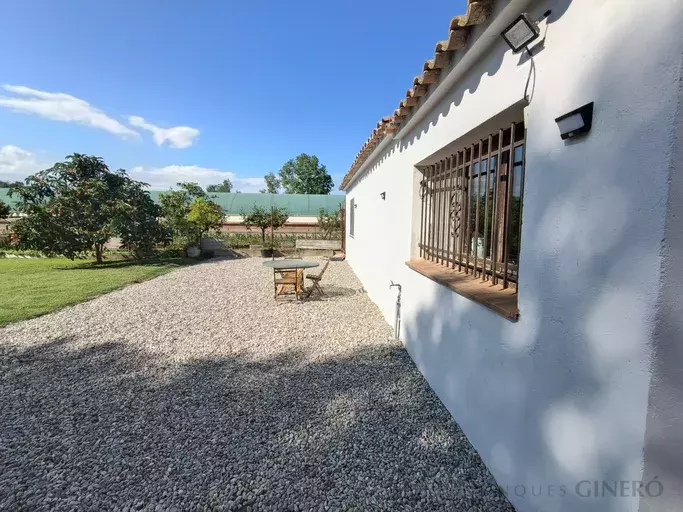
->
262 258 330 301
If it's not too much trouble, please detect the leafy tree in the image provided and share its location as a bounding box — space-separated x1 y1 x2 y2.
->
10 154 164 263
116 184 171 259
207 179 233 193
242 205 289 242
317 208 341 240
260 172 281 194
159 182 223 247
187 197 224 241
278 154 333 194
159 182 205 246
178 182 207 199
0 200 10 219
0 180 22 188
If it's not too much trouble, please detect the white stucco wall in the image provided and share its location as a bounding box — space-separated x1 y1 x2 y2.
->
343 1 683 511
641 54 683 511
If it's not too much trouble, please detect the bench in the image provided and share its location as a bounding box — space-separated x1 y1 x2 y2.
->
295 239 342 251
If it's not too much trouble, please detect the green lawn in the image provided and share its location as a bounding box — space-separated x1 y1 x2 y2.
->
0 257 193 325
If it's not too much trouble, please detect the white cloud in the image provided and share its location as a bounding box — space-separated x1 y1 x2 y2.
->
128 116 199 149
0 145 46 183
0 85 139 139
129 165 265 192
0 147 263 192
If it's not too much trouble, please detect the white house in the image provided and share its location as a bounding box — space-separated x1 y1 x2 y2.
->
340 1 683 511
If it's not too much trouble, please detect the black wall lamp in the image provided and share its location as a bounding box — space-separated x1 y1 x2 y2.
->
380 192 386 200
555 102 594 140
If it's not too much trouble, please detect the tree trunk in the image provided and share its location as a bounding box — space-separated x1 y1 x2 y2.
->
261 228 266 243
95 244 103 264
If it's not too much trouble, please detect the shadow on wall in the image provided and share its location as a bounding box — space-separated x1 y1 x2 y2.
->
0 336 514 510
402 1 680 511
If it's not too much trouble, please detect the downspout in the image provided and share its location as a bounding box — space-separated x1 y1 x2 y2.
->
342 0 533 191
389 281 402 340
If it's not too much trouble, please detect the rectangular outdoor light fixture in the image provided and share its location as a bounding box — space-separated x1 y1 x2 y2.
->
501 13 540 53
555 102 594 140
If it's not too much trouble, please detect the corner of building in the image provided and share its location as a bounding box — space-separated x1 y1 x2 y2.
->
641 50 683 511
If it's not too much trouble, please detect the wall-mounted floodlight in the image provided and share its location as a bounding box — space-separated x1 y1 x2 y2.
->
555 102 594 140
501 14 540 53
380 192 386 200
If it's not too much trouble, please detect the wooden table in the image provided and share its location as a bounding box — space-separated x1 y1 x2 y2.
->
263 260 320 300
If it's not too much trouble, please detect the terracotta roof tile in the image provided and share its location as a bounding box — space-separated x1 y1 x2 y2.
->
340 0 493 190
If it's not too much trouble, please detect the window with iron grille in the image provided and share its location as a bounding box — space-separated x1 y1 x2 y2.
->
417 121 525 289
349 198 355 237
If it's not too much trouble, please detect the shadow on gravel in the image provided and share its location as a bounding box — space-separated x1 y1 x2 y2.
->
0 337 514 511
301 285 362 301
55 258 197 271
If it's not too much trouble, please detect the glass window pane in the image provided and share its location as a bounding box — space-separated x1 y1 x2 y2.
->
484 165 496 259
455 168 465 258
508 145 524 268
513 164 523 197
513 145 524 164
475 171 486 260
507 173 522 267
469 176 478 257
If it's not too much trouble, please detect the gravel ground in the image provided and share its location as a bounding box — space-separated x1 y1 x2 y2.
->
1 257 514 511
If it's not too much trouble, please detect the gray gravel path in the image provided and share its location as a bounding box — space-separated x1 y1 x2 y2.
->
1 257 514 511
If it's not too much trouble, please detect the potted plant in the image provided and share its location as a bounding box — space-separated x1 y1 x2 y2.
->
186 244 201 258
158 184 224 260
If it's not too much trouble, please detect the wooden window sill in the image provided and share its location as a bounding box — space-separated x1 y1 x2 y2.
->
406 258 519 321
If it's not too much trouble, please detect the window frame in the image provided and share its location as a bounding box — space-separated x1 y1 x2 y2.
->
411 121 526 320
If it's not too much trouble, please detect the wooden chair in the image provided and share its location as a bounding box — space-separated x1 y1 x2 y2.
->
274 268 304 301
305 259 330 297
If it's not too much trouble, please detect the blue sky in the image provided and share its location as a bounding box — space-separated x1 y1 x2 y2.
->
0 0 466 192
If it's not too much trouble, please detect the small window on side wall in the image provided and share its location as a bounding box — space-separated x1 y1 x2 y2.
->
349 198 355 237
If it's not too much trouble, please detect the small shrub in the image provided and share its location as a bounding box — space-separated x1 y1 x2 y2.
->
154 247 185 259
317 208 342 240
